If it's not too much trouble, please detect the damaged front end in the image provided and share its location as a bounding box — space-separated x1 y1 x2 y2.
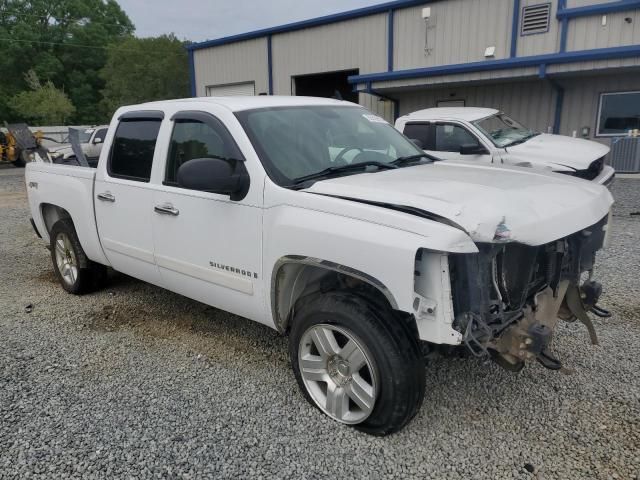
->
449 214 610 372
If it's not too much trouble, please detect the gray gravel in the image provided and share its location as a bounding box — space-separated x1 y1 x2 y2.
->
1 165 639 480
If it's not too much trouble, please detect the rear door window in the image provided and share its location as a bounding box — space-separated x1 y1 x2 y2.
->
108 119 162 182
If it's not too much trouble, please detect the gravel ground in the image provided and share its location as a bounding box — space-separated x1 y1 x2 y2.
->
0 165 638 479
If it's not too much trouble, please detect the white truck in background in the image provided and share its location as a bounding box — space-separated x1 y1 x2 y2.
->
26 96 613 435
396 107 615 186
47 125 109 167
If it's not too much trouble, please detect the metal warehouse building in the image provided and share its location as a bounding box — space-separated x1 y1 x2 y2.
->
187 0 640 150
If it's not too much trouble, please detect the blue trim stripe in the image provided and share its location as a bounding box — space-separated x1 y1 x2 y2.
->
387 9 394 72
559 17 569 52
348 44 640 84
187 0 433 51
188 49 196 97
557 0 640 19
510 0 521 58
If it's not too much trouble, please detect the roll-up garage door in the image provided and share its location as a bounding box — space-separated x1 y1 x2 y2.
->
206 82 255 97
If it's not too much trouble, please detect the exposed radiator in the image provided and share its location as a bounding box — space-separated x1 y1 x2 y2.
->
610 137 640 173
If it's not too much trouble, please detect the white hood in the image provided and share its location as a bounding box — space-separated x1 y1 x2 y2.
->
306 161 613 246
506 134 609 171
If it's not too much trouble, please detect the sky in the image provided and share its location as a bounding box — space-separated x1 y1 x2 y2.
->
115 0 386 43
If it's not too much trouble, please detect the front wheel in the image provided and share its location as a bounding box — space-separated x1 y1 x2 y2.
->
289 292 426 436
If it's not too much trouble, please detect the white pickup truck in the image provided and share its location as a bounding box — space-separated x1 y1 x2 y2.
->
26 96 614 435
395 107 615 186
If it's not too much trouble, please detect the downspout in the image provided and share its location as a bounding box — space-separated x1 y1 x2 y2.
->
510 0 521 58
538 64 564 134
558 0 568 52
363 82 400 122
188 48 196 97
388 9 395 71
267 35 274 95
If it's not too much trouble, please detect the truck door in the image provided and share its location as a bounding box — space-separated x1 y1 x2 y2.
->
403 122 491 163
151 110 264 323
94 112 163 286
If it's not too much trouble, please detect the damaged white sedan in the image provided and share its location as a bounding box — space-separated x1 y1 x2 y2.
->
26 96 613 435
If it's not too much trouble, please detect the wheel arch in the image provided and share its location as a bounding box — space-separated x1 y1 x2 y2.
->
271 255 400 334
40 203 72 239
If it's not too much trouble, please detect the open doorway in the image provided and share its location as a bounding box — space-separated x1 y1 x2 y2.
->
293 69 359 103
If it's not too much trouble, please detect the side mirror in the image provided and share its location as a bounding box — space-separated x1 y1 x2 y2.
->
459 143 487 155
177 157 249 201
93 137 103 144
410 138 424 149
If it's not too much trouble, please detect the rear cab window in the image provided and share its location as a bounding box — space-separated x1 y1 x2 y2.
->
108 112 163 182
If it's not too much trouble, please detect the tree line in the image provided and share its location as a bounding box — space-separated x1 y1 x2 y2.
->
0 0 190 125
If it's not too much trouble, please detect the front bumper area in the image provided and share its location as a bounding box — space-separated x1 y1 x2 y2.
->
449 215 609 371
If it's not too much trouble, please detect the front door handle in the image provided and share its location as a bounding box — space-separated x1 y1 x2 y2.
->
97 192 115 202
154 203 180 216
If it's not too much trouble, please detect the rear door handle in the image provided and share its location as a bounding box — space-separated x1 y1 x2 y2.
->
97 192 115 202
154 203 180 216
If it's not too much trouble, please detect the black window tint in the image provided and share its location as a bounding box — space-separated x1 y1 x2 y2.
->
403 123 430 150
166 119 236 185
109 119 161 182
435 124 478 152
95 128 108 141
597 91 640 136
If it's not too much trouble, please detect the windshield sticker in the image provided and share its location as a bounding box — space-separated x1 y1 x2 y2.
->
362 114 388 124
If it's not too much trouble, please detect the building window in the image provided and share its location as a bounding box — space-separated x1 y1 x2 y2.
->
521 3 551 36
596 91 640 137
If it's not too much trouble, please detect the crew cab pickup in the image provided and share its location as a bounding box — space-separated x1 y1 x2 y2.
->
396 107 615 186
26 96 614 435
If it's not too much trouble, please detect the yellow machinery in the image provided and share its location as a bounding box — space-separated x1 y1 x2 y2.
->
0 124 47 167
0 130 24 167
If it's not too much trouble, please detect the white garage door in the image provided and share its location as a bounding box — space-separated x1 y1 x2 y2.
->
206 82 255 97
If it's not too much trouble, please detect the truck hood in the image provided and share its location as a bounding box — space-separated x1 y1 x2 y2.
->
505 133 609 171
305 161 613 246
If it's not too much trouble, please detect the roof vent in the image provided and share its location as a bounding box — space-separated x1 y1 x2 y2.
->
521 3 551 35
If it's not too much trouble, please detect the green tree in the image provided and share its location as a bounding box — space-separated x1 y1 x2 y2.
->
0 0 134 123
9 70 75 125
100 35 189 117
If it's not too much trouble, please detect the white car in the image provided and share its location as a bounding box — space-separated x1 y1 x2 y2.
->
48 125 109 167
395 107 615 186
26 96 613 435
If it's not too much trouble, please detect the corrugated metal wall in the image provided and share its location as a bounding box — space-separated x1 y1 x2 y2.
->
557 72 640 142
393 0 515 70
566 9 640 51
394 80 557 133
271 14 387 95
193 38 269 97
517 0 561 57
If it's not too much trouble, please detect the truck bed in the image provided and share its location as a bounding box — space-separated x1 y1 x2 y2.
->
25 162 109 266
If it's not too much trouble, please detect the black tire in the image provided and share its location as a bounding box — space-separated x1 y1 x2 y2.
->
50 218 107 294
289 291 426 436
12 157 26 168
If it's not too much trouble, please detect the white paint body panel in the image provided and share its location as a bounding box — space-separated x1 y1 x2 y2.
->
25 96 614 346
395 107 615 186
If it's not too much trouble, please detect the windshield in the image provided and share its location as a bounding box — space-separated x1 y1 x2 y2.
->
473 113 538 148
235 106 425 186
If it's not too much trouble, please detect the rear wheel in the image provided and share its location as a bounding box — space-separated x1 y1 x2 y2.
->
289 291 425 436
50 218 106 294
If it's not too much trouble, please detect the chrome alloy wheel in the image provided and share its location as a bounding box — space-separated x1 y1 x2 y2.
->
54 232 78 286
298 324 378 424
